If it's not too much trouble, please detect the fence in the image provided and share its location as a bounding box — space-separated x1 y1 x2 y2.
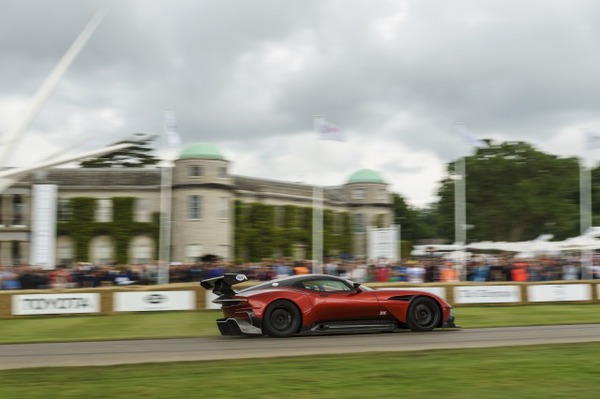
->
1 280 599 318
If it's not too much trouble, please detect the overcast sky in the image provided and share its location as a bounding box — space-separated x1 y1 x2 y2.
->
2 0 600 207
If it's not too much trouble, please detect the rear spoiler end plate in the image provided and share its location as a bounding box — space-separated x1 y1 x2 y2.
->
200 273 248 296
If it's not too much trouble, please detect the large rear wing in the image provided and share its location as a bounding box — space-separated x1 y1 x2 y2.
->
200 273 249 296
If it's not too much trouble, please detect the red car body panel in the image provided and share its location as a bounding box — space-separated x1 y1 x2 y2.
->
372 289 453 324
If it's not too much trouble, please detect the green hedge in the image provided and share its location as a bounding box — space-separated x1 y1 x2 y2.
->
234 200 352 262
56 197 159 264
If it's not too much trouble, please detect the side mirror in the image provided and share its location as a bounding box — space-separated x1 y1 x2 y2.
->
353 282 362 293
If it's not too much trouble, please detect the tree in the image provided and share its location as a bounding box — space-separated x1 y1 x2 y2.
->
78 138 160 168
392 193 434 242
436 141 580 242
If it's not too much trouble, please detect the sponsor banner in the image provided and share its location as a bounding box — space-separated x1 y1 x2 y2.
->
114 291 195 312
527 284 592 302
12 293 100 315
206 291 220 310
454 285 521 304
377 287 446 300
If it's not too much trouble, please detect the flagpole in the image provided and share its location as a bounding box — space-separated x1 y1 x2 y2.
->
311 115 344 274
454 156 467 280
157 160 173 285
453 123 487 281
580 131 593 279
312 115 324 274
157 110 182 285
312 184 324 274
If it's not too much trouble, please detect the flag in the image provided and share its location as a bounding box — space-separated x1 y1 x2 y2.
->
315 117 344 142
586 130 600 149
164 109 182 148
456 124 486 148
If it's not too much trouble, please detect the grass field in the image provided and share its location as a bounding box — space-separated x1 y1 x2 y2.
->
1 303 599 344
2 304 600 398
1 342 599 398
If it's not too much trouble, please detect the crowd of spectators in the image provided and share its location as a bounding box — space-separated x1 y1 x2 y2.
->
1 254 599 290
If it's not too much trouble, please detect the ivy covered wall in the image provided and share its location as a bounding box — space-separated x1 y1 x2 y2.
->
56 197 159 264
234 200 352 263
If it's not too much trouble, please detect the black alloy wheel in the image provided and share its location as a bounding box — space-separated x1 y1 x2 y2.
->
406 296 441 332
262 300 301 338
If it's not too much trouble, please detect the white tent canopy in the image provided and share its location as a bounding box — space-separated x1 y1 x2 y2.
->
412 229 600 256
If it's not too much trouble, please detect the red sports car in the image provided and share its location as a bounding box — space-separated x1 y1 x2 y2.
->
201 273 457 338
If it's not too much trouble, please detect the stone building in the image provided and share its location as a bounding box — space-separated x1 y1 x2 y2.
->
1 143 394 267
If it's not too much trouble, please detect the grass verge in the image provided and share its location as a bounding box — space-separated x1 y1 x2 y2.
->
1 342 599 398
0 303 599 344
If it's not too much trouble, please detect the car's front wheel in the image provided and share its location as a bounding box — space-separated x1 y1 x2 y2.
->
262 300 301 338
406 296 441 332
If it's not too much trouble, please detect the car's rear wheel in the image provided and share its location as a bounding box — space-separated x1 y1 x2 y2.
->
406 296 441 332
262 300 301 338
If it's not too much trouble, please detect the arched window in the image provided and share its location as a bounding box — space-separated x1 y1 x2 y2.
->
89 236 114 265
129 236 154 264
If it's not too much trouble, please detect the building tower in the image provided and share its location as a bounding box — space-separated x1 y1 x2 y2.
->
344 168 394 258
170 143 234 262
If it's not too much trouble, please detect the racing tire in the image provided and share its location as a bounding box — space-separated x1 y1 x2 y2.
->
406 296 441 332
262 300 301 338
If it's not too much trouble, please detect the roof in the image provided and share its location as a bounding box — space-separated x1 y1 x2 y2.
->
180 143 225 160
45 168 160 187
347 169 385 184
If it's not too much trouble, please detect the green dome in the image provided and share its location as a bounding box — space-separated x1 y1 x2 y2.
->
180 143 225 160
347 169 385 184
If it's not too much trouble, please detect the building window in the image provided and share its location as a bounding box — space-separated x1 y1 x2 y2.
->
376 213 387 228
218 167 227 178
189 165 203 177
218 197 229 220
96 199 113 222
11 240 21 265
133 244 152 264
12 195 25 225
185 244 203 262
91 236 113 265
353 214 364 233
135 198 150 223
352 188 365 200
57 199 72 222
57 236 74 264
188 195 202 220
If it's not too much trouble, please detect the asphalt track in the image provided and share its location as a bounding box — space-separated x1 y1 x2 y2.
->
2 324 600 370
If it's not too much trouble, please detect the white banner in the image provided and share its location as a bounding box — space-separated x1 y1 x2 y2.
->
30 184 58 269
368 226 399 262
114 291 195 312
527 284 592 302
454 285 521 304
12 293 100 315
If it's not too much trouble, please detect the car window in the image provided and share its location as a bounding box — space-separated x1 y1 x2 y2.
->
301 281 321 291
301 279 353 292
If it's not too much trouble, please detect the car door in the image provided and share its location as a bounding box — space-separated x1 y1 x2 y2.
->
302 278 382 321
